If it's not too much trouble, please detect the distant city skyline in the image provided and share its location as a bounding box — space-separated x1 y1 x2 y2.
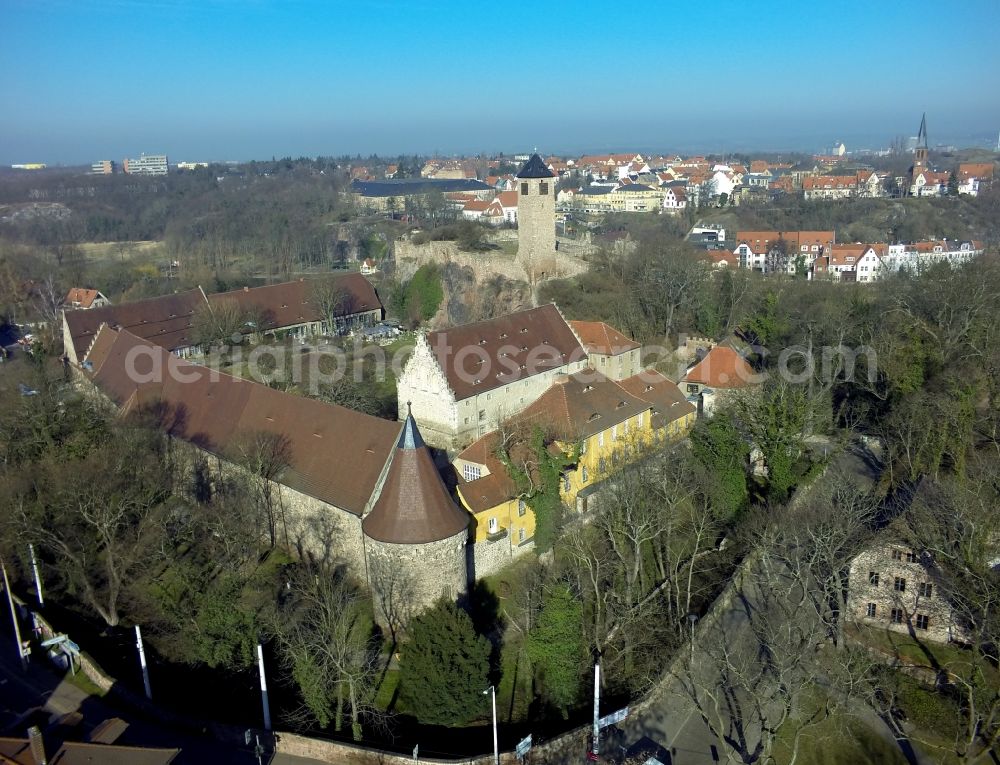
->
2 0 999 165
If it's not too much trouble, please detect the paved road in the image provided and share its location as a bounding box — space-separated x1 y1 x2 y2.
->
0 634 325 764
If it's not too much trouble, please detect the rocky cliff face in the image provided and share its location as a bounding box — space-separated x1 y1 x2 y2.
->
438 263 532 328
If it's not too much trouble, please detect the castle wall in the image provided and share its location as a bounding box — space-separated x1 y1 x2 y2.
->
364 530 469 623
176 444 368 575
472 535 535 580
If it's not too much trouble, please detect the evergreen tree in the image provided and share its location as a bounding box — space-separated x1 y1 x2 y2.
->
527 584 583 717
398 601 491 726
947 169 959 195
690 412 750 518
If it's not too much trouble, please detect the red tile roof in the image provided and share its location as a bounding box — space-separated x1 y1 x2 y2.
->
517 368 648 441
803 175 858 190
207 274 381 332
455 431 520 513
64 287 102 308
425 304 584 400
734 230 835 255
683 346 756 389
958 162 994 180
64 288 206 361
362 415 470 543
617 370 695 428
497 190 518 208
85 327 400 515
568 320 639 355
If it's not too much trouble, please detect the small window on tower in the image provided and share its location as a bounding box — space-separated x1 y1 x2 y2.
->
539 182 549 195
521 182 529 195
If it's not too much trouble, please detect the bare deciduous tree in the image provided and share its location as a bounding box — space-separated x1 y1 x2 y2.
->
272 567 387 740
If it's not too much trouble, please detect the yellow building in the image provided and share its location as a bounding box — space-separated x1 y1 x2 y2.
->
454 368 696 546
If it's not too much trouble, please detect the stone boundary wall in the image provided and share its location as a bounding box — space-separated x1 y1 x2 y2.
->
394 238 586 285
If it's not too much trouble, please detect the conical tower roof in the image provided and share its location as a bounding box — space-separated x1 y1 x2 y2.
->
516 153 555 179
362 410 470 544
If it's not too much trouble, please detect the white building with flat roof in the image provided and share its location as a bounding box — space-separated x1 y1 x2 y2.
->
123 153 168 176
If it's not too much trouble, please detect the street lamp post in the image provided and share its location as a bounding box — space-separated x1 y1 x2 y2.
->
28 545 43 608
1 556 27 671
483 685 498 765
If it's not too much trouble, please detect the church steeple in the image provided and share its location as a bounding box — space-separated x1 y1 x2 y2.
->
914 113 929 167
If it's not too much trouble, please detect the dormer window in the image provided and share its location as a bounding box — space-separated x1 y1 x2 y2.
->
499 333 507 339
588 413 601 422
616 401 626 409
479 339 486 345
520 328 528 333
582 385 594 392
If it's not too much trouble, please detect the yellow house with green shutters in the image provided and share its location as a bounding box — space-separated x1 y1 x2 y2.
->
455 368 696 567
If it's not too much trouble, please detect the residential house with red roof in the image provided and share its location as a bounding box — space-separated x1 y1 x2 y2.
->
63 287 111 310
803 175 858 200
732 230 835 274
453 366 694 574
813 244 886 283
957 162 994 196
682 344 759 415
567 320 641 380
910 170 950 197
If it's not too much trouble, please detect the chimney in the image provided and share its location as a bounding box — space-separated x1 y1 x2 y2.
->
28 725 47 765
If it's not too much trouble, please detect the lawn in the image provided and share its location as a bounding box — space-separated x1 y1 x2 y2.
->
847 623 998 685
772 713 909 765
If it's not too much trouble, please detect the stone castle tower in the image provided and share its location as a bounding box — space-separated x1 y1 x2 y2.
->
361 410 470 626
515 153 556 283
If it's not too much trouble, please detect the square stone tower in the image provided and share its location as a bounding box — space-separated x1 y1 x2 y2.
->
516 154 556 281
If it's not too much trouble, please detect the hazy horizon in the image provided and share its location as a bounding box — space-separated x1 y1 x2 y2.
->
3 0 999 165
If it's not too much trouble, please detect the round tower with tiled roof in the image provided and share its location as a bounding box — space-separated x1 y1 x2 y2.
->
515 153 556 283
362 408 470 624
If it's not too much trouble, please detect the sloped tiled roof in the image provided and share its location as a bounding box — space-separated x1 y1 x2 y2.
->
64 288 206 361
64 287 101 308
803 175 857 190
455 431 520 513
618 370 696 428
516 153 555 179
568 320 639 355
208 274 381 332
958 162 994 179
463 199 492 212
85 328 400 515
683 346 756 389
362 414 470 543
518 368 648 441
497 190 518 208
425 304 584 400
0 738 180 765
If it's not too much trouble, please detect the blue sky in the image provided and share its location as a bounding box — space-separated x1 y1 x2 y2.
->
2 0 999 163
